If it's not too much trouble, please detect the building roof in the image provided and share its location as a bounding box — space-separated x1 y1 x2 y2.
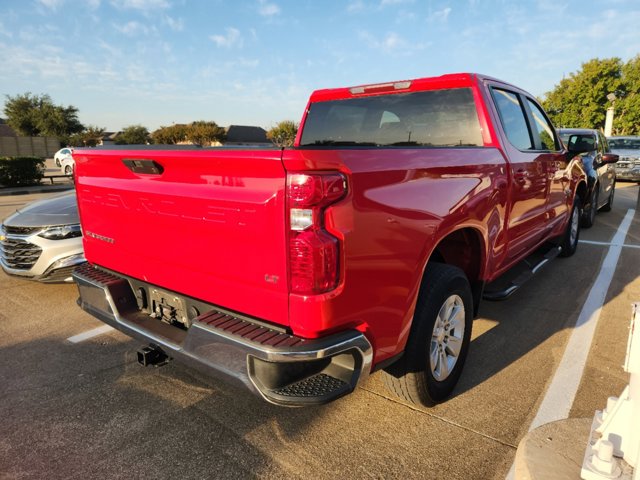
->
225 125 269 144
0 119 17 137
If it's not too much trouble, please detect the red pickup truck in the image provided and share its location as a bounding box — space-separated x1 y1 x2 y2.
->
72 73 588 407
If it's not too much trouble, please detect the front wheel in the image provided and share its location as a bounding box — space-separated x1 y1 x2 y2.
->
64 165 73 175
560 195 581 257
382 263 473 406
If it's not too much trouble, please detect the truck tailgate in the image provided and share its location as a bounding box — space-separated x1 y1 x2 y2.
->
74 148 289 327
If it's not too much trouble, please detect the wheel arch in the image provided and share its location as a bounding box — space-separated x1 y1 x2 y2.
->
422 226 487 316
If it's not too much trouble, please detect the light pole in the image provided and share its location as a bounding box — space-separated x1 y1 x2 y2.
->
604 92 616 137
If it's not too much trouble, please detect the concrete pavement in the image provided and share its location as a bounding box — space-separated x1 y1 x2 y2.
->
1 184 639 479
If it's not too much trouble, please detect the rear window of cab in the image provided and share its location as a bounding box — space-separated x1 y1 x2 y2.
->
299 88 483 148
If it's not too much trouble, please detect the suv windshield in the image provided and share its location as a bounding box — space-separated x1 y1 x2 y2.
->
300 88 483 148
609 138 640 150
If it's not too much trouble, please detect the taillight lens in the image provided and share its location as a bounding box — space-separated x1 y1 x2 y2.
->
287 172 346 295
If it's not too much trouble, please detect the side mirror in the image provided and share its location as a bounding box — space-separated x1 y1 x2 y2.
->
567 134 596 154
602 153 619 164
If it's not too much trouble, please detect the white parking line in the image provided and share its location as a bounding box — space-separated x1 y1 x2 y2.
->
506 208 636 479
579 239 640 249
67 325 114 343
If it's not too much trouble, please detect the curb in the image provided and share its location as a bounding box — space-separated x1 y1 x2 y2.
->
514 418 591 480
0 184 74 196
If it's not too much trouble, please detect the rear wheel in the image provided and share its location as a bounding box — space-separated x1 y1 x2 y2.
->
581 187 597 228
382 263 473 406
560 195 581 257
64 165 73 175
600 182 615 212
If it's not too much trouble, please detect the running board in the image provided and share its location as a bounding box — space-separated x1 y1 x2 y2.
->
483 245 562 301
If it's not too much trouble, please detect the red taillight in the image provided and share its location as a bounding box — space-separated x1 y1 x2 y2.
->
287 172 346 295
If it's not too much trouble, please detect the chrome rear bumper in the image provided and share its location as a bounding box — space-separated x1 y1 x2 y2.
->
72 263 373 406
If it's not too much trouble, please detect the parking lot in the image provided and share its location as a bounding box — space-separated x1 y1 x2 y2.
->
1 184 639 479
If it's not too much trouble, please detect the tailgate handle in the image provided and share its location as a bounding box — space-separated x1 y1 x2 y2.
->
122 159 164 175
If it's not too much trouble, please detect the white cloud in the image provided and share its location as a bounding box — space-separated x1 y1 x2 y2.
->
359 30 406 52
115 21 150 36
38 0 64 9
258 0 280 16
163 15 183 31
347 0 365 12
110 0 170 11
428 7 451 23
210 27 243 48
380 0 414 6
87 0 101 8
0 22 13 38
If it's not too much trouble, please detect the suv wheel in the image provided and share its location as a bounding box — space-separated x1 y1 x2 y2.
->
582 187 597 228
382 262 473 406
600 182 615 212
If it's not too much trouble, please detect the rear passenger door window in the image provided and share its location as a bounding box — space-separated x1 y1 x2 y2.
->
491 88 533 150
525 99 559 151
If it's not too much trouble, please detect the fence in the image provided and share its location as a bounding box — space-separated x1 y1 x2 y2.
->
0 136 60 158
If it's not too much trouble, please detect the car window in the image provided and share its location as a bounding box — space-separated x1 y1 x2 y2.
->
596 132 605 154
525 99 559 151
299 88 483 147
566 134 595 152
600 133 610 153
609 138 640 149
492 88 533 150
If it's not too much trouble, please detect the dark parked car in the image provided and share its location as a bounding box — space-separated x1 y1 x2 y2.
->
559 128 618 227
607 136 640 182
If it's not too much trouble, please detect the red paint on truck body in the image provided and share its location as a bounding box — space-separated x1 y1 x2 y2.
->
74 72 585 368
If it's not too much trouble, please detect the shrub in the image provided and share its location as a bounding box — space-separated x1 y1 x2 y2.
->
0 156 46 187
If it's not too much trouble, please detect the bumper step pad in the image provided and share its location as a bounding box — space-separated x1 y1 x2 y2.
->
272 373 349 398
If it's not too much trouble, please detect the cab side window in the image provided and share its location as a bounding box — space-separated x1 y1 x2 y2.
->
492 88 533 150
525 99 559 151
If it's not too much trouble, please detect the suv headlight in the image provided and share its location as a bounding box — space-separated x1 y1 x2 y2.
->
38 224 82 240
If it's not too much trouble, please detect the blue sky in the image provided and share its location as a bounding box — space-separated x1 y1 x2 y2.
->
1 0 639 132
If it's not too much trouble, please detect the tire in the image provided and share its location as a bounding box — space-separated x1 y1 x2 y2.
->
382 262 473 406
581 187 597 228
64 165 73 175
600 182 615 212
55 158 61 167
559 195 581 257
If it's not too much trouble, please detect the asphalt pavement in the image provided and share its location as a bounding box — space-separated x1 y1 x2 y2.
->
0 183 639 479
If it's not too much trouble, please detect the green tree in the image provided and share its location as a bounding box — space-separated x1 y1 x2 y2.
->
114 125 150 145
3 93 83 141
542 58 624 131
185 121 226 146
69 125 106 147
151 124 188 144
266 120 298 147
615 55 640 135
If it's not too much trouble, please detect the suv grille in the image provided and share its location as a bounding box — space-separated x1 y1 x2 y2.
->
2 225 42 236
0 237 42 269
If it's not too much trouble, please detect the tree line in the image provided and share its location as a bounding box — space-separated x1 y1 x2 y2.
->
3 54 639 147
541 55 640 134
1 93 299 148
